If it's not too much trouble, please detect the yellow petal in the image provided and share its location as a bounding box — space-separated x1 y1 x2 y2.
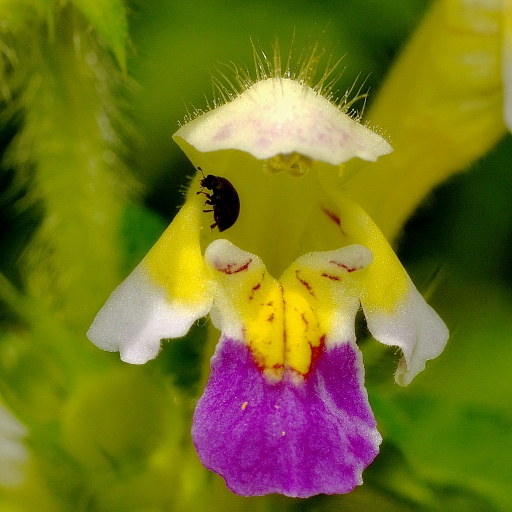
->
143 193 210 307
318 189 448 385
87 194 213 363
205 239 373 380
346 0 506 240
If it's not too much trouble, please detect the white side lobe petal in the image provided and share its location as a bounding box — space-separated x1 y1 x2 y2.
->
363 280 449 386
87 264 212 364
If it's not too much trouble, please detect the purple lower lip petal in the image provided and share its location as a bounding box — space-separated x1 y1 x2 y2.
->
192 337 381 498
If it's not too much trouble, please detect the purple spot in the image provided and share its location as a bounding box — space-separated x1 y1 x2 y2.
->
213 124 233 142
192 337 380 497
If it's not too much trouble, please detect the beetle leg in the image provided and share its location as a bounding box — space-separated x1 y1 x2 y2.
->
197 190 213 200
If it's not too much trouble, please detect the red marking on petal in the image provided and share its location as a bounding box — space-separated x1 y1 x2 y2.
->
295 269 316 298
321 272 341 281
321 206 347 236
306 335 326 379
329 260 359 273
249 283 261 301
216 258 253 274
321 206 340 226
248 273 265 301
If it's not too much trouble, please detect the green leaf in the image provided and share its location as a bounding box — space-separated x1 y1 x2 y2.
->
377 278 512 511
0 0 53 31
70 0 128 71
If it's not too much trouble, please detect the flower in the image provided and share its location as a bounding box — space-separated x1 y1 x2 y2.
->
499 0 512 128
346 0 509 240
87 48 448 497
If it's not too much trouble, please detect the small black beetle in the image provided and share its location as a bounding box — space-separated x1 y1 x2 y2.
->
196 167 240 232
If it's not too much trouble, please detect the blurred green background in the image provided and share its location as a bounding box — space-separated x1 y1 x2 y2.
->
1 0 511 511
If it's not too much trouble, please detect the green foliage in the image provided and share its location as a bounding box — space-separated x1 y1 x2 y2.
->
0 0 511 511
69 0 128 71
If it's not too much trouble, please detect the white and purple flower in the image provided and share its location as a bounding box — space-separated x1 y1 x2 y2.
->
87 52 448 497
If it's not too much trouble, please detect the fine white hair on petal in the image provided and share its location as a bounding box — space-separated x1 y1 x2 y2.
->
362 279 449 386
174 77 392 165
87 264 212 364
